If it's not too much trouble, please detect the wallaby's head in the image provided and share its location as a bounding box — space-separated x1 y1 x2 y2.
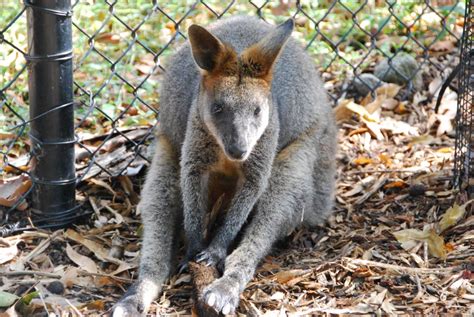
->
188 19 294 161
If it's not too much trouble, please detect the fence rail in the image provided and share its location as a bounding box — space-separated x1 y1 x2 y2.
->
0 0 469 234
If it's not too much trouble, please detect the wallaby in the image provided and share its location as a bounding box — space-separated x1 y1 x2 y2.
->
113 16 336 316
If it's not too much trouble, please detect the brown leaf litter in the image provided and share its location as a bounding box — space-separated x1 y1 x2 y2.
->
1 58 473 316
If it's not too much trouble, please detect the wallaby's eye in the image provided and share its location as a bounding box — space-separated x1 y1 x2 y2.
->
212 103 223 114
254 107 261 116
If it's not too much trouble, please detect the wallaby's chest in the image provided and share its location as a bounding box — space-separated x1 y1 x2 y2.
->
203 153 243 238
207 153 243 208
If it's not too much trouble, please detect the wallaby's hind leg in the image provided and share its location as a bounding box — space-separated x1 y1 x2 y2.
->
202 134 325 315
305 131 337 227
113 134 181 317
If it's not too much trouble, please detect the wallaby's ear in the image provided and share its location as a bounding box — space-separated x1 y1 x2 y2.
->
240 18 294 81
188 24 236 74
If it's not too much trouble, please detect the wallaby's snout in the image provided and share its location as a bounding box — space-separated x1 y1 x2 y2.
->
223 107 268 161
227 141 247 161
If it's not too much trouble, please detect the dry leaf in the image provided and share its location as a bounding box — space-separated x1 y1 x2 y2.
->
345 101 378 122
61 266 79 288
438 199 474 232
429 40 455 53
95 33 120 44
0 241 18 265
365 121 385 140
436 147 453 153
0 175 31 210
348 127 369 136
353 157 373 166
342 176 375 197
65 243 98 274
394 102 408 114
393 229 429 245
64 229 125 265
88 178 116 196
393 229 446 259
378 153 392 166
334 99 354 122
410 134 442 145
365 96 383 114
426 229 446 259
376 83 401 98
384 180 408 190
272 269 307 284
270 292 285 300
378 117 419 136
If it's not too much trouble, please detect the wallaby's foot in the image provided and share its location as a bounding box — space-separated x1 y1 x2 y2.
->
203 276 240 315
112 285 147 317
196 246 226 267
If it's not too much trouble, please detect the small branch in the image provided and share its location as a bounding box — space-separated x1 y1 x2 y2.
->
345 258 458 274
347 168 428 175
1 271 62 278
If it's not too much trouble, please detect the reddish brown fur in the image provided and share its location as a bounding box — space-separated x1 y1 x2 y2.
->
202 42 275 91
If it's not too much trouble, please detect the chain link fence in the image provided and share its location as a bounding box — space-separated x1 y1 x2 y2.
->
453 0 473 196
0 0 468 234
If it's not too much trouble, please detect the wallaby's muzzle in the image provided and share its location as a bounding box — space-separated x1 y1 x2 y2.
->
226 143 247 161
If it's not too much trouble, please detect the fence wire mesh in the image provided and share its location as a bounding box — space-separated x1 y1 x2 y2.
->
453 0 473 194
0 0 468 232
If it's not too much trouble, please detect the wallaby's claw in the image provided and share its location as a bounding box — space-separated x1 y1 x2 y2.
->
196 247 224 267
195 250 214 266
177 260 189 274
203 277 240 315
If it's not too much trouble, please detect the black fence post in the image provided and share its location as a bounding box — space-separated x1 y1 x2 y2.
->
26 0 77 228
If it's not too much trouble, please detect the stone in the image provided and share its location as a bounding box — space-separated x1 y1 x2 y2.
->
353 73 385 96
374 53 423 91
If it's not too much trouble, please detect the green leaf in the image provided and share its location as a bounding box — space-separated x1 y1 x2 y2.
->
0 291 19 308
20 291 39 305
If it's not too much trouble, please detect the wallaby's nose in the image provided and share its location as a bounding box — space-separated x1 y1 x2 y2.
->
227 145 246 160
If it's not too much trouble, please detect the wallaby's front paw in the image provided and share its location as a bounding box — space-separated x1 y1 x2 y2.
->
112 294 145 317
196 246 226 267
203 277 240 315
112 283 152 317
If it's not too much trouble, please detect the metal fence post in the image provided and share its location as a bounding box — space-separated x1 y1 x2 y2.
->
26 0 76 228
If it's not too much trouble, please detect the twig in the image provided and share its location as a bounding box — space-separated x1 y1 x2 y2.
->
1 271 62 278
65 298 83 317
345 258 457 274
10 230 62 270
347 168 428 175
355 175 388 205
78 270 135 283
36 285 50 316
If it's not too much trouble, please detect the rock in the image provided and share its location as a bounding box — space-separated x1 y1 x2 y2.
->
353 73 385 96
408 184 426 197
374 53 423 91
46 281 65 295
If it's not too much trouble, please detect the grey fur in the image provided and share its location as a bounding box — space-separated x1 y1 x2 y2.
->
113 16 336 316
